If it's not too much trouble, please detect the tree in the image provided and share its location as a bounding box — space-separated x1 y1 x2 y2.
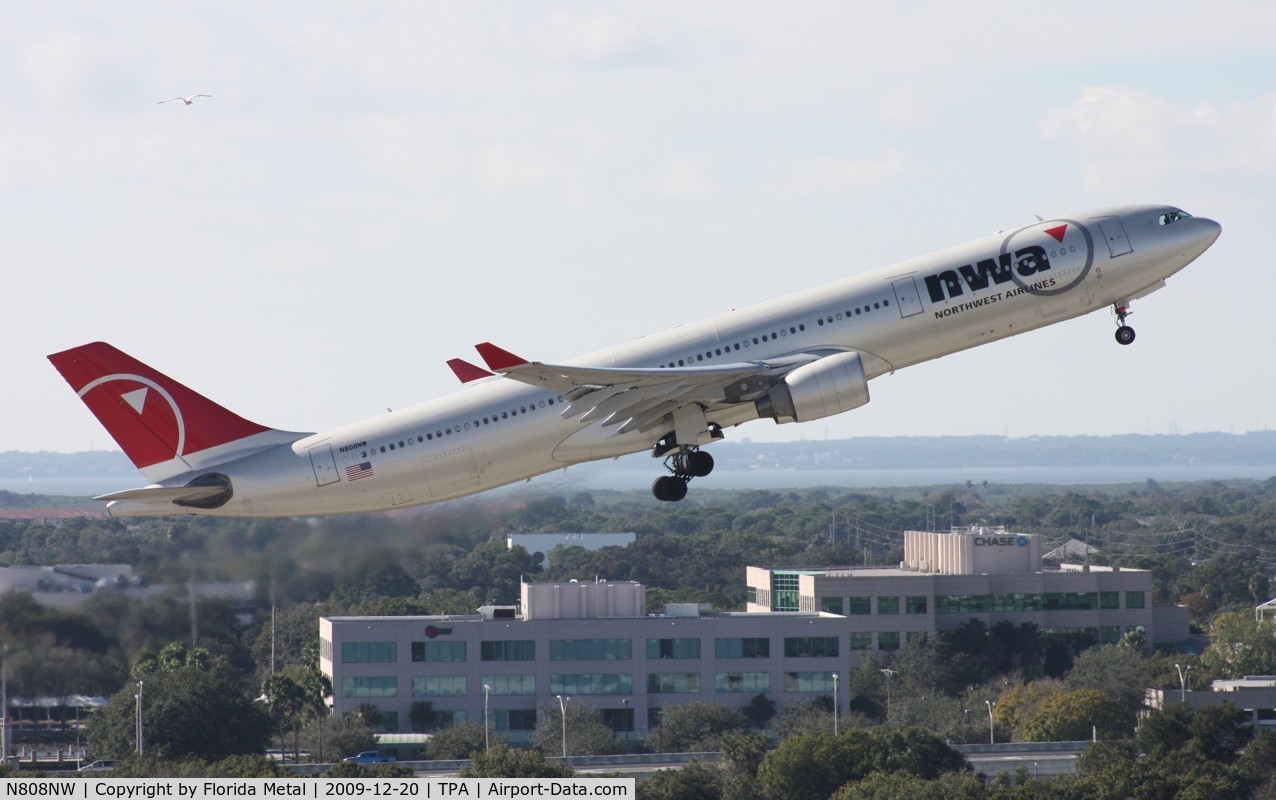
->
88 646 270 761
832 770 988 800
637 761 723 800
461 742 574 778
758 731 879 800
647 702 748 752
721 730 768 777
1200 612 1276 679
261 672 307 760
1021 688 1129 742
301 714 377 761
426 723 489 760
530 699 625 756
744 693 777 729
1062 644 1148 727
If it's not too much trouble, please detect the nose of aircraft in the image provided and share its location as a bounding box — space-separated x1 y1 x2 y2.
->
1189 216 1223 259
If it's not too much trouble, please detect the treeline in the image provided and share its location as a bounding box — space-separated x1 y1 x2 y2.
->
3 478 1276 683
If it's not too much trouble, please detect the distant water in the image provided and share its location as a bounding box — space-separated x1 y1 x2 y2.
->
5 464 1275 501
549 464 1276 491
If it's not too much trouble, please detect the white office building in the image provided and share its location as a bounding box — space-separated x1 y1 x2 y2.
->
320 527 1187 756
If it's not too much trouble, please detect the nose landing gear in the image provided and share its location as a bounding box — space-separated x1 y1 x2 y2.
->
1113 304 1136 346
651 443 715 502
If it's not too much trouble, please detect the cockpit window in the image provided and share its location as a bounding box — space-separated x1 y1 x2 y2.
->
1160 210 1192 226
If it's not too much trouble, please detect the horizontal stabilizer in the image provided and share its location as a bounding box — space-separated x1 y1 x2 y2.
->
447 358 494 384
95 484 228 505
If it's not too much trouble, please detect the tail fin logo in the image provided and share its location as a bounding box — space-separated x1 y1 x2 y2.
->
77 372 188 468
49 342 274 475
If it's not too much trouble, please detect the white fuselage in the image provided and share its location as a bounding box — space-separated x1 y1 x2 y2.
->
108 205 1220 516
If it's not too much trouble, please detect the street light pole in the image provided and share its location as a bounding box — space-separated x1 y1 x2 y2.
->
556 695 568 758
880 668 896 722
985 700 996 745
832 672 839 735
483 684 491 753
135 681 145 756
1 643 8 767
1174 663 1192 703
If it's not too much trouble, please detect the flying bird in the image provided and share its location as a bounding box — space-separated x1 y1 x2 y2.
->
158 94 211 106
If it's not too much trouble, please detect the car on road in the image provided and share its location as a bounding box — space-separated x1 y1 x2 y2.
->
342 751 396 764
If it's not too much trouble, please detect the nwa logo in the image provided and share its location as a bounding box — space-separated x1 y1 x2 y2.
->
923 244 1053 303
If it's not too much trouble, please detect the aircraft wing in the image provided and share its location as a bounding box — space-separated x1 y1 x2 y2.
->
474 342 823 434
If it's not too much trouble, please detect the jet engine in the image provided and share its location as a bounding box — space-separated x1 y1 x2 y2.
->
755 351 870 424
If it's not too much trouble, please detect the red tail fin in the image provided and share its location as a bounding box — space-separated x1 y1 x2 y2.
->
48 342 276 477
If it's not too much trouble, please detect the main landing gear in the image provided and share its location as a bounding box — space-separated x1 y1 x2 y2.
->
651 440 715 502
1113 303 1136 346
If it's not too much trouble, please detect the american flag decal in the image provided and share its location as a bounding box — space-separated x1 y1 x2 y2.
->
346 462 374 481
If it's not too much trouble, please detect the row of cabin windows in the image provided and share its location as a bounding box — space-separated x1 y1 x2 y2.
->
662 298 892 369
359 397 557 459
353 297 896 457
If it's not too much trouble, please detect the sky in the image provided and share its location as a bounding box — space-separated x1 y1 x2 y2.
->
7 2 1276 455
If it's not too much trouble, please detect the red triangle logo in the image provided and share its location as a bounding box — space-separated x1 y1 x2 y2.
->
1045 224 1068 243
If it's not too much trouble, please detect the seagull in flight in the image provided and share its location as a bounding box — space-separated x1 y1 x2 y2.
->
158 94 212 106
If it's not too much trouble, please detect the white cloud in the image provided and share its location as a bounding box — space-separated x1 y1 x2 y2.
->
767 149 910 198
659 158 716 197
1040 86 1276 191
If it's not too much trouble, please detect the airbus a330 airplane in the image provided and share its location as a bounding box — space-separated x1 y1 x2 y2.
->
50 204 1220 517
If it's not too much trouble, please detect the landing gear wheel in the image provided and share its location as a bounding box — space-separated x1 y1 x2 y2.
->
687 450 714 478
1115 325 1136 346
652 475 688 502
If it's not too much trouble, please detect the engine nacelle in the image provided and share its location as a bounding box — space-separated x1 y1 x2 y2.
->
755 351 870 424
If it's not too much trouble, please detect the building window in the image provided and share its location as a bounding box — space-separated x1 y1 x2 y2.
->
648 673 701 694
821 597 844 614
1100 591 1119 609
746 587 758 605
1100 626 1122 644
771 572 803 612
878 632 900 651
847 596 871 615
342 676 397 698
877 596 899 615
549 674 632 695
714 638 770 659
1044 592 1098 611
1126 591 1146 609
551 639 632 661
784 672 836 692
849 632 871 650
412 676 466 697
481 640 536 661
411 641 467 662
375 711 399 733
783 637 839 658
482 675 536 696
992 593 1042 612
905 596 928 615
937 594 995 614
341 642 397 663
602 708 634 732
492 709 537 731
320 638 333 662
715 672 771 693
647 638 701 659
430 710 467 728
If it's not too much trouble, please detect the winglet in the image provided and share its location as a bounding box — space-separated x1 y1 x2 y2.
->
447 358 495 384
475 342 528 371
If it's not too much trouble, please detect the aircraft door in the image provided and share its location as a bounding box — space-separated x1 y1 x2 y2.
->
308 443 340 487
1098 217 1133 258
891 276 923 318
